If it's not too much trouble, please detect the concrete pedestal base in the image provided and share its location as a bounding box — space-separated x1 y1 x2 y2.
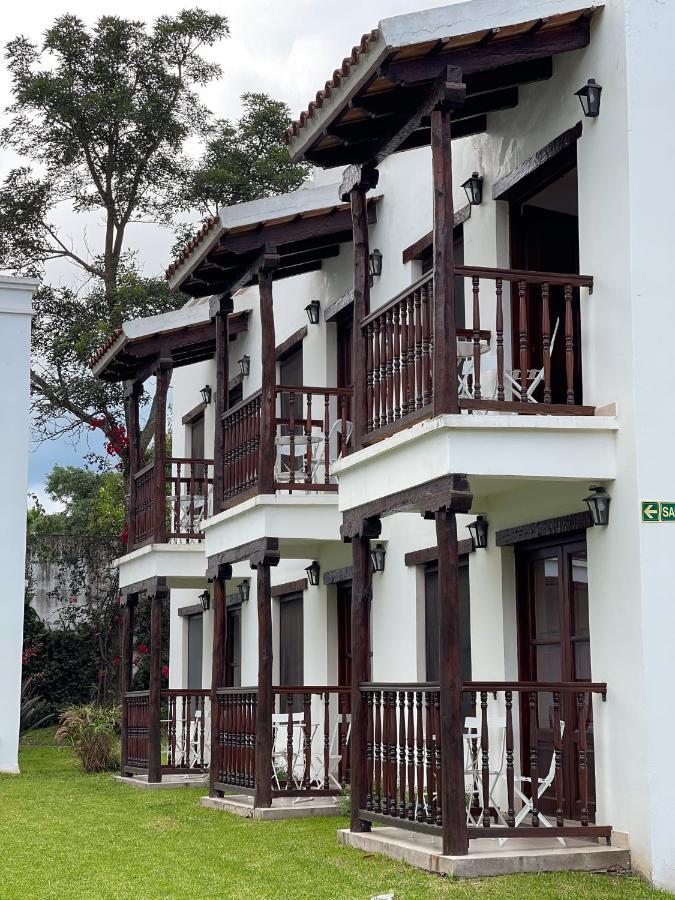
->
201 794 342 819
114 773 207 790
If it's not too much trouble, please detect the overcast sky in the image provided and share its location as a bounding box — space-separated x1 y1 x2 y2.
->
1 0 455 502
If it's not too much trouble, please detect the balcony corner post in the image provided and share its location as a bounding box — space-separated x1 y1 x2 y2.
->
212 296 234 515
208 563 232 798
124 379 142 552
119 591 138 777
252 544 280 808
153 358 172 543
258 254 279 495
148 582 169 784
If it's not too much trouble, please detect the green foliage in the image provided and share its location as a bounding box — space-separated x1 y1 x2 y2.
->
184 92 310 216
19 679 53 735
55 704 121 772
29 465 125 539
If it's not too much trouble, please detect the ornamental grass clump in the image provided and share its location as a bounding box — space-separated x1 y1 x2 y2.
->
55 704 121 773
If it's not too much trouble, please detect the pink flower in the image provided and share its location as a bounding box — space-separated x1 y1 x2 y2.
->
137 643 149 655
161 665 169 678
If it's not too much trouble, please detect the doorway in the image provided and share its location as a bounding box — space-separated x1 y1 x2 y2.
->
516 534 596 821
225 607 241 688
279 592 304 710
187 613 203 690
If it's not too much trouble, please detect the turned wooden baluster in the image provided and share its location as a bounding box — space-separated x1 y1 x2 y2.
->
565 284 575 404
518 280 529 401
414 291 423 410
406 691 415 820
364 692 373 808
480 690 491 827
340 394 348 457
472 276 482 401
286 692 294 791
374 691 382 812
577 691 590 826
407 295 416 412
323 691 330 791
553 690 564 826
529 691 540 825
421 282 432 406
542 283 552 404
393 306 401 421
323 394 330 485
304 393 313 482
379 314 387 428
398 691 406 818
366 323 374 433
425 690 436 824
289 392 296 487
400 300 409 418
372 318 381 430
173 462 181 538
388 690 397 814
415 690 425 822
496 278 505 402
189 462 197 536
303 692 312 789
505 690 515 827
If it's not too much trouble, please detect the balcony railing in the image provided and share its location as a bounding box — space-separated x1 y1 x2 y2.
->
129 458 213 551
361 267 594 444
357 681 609 842
221 386 352 507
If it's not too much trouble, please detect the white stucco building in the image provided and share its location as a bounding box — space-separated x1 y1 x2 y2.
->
93 0 675 888
0 276 37 773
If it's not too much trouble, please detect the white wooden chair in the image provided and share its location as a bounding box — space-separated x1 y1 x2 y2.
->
271 712 305 790
506 317 561 402
463 715 508 827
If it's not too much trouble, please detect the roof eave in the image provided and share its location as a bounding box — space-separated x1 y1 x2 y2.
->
167 219 225 293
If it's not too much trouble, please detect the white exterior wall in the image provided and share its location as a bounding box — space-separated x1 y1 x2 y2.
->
0 276 38 773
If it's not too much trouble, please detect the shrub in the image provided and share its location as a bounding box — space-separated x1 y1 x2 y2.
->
338 785 351 817
19 678 53 735
55 704 121 773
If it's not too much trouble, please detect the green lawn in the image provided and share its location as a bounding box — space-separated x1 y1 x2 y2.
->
0 739 666 900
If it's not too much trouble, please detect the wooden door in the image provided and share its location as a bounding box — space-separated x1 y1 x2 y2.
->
337 581 352 691
517 536 596 820
279 593 304 710
187 614 203 690
190 414 205 479
225 607 241 688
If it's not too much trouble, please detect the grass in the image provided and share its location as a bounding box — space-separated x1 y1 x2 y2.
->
0 740 668 900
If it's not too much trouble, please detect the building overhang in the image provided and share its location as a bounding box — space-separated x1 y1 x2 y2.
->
285 0 602 167
114 543 207 592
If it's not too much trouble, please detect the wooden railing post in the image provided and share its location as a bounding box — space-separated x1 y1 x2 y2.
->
120 592 137 775
148 583 168 783
153 362 171 543
124 380 142 551
211 296 233 514
209 565 231 797
252 544 280 808
258 255 279 495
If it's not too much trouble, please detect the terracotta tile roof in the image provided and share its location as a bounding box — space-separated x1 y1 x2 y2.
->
282 29 380 146
89 328 123 368
165 215 220 280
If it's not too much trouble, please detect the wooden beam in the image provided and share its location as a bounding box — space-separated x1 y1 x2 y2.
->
465 57 553 96
492 122 582 201
402 205 471 265
125 322 215 363
254 556 277 809
119 593 137 776
147 586 169 784
124 381 142 552
350 185 372 451
153 362 170 543
119 575 167 598
339 164 380 202
340 475 472 539
275 325 307 361
209 567 231 797
181 401 207 426
207 538 280 574
322 565 353 585
496 511 593 546
213 298 232 514
431 106 459 416
404 539 474 566
258 259 279 494
271 578 308 598
324 289 355 323
350 531 373 833
177 603 204 618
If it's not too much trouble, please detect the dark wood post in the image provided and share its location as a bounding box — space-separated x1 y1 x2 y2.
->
124 381 142 551
435 508 468 854
258 255 279 494
252 545 280 808
153 362 171 543
209 564 231 797
349 516 381 832
211 297 233 512
430 85 463 417
341 165 379 451
147 583 167 783
120 592 138 776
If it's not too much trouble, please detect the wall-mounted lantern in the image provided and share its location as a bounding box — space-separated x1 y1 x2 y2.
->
468 515 489 550
370 543 387 573
369 248 383 280
584 486 611 526
238 579 251 603
462 171 484 206
305 300 321 325
200 384 212 405
575 78 602 118
305 560 321 586
238 355 251 378
199 590 211 612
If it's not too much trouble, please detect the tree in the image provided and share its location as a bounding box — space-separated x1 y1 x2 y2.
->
0 11 229 464
184 92 310 216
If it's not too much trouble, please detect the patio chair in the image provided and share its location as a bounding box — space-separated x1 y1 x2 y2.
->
311 419 353 483
463 715 508 827
505 317 560 403
271 712 305 790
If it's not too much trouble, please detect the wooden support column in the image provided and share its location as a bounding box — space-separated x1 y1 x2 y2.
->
430 78 465 416
252 545 280 808
341 165 379 451
211 297 234 512
209 564 232 797
435 508 468 855
258 253 280 494
147 585 167 783
153 361 171 543
124 381 142 551
348 515 381 832
119 592 138 776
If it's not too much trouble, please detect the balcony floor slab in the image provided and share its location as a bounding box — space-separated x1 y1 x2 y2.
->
114 773 208 790
115 543 207 592
200 794 342 819
337 827 630 878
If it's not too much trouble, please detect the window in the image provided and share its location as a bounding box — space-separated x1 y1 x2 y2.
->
279 592 304 710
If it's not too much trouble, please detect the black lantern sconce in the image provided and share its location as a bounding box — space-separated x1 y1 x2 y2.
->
584 486 611 527
238 579 251 604
370 543 387 573
468 515 489 550
199 590 211 612
305 300 321 325
575 78 602 118
368 248 383 285
305 560 321 586
200 384 212 405
238 355 251 378
462 171 484 207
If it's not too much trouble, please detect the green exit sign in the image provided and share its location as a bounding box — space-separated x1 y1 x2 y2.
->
641 501 675 523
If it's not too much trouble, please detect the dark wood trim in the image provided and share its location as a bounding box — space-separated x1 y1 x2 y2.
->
359 809 441 837
341 475 472 539
275 325 308 361
271 578 308 598
147 591 163 784
181 401 207 426
153 366 170 543
323 565 353 586
209 572 228 797
254 561 273 808
467 825 611 841
350 533 372 832
402 205 471 265
258 263 278 494
226 591 242 609
404 539 473 567
496 511 593 547
120 576 168 598
492 122 583 202
350 185 372 450
459 398 595 416
207 538 280 574
119 594 137 776
325 289 354 323
177 603 203 618
228 373 243 393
